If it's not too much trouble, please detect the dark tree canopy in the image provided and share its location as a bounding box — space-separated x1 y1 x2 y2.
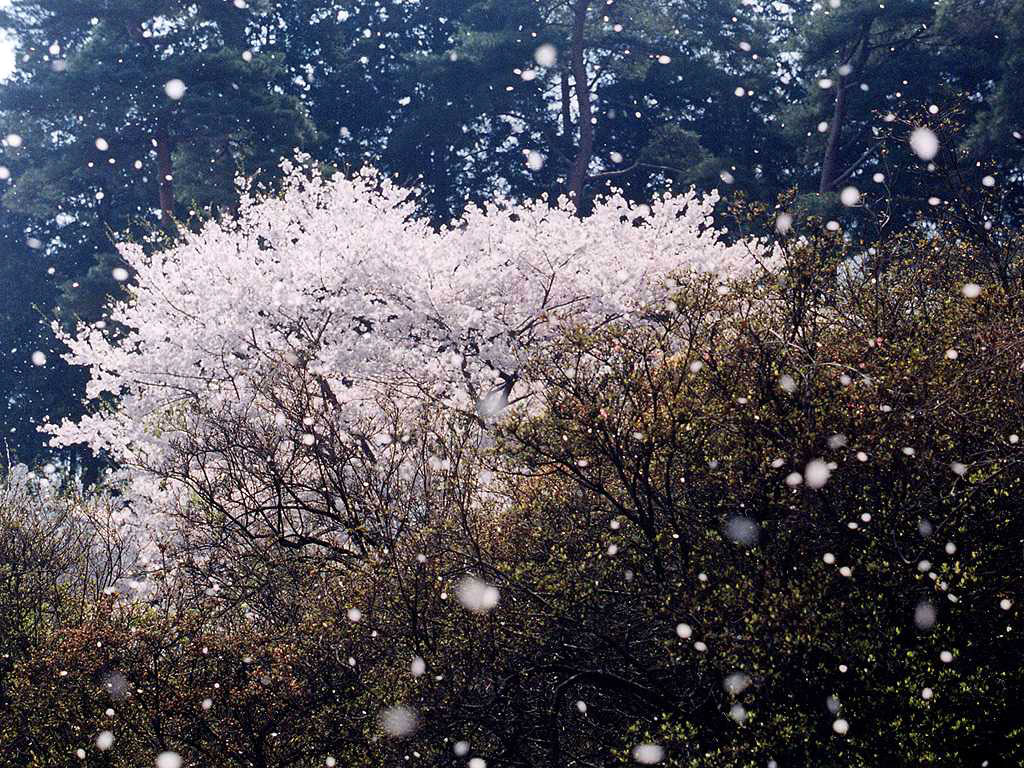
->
3 1 1023 466
1 3 1024 762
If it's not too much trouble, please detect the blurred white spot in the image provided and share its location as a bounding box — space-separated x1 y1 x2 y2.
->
724 672 751 695
534 44 557 67
839 186 860 207
457 576 500 613
379 705 418 737
725 516 759 546
909 127 939 160
164 79 186 99
632 743 665 764
914 602 937 630
805 459 830 489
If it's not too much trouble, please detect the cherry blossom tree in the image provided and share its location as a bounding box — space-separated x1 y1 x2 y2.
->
45 158 767 563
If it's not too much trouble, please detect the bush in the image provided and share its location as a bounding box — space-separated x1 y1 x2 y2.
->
4 219 1024 767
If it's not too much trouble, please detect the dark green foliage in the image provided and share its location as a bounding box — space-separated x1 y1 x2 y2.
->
0 0 313 467
1 0 1023 466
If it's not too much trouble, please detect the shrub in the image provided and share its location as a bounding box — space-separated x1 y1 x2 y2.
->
6 180 1023 766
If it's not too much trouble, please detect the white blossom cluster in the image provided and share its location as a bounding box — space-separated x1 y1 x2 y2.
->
46 159 765 551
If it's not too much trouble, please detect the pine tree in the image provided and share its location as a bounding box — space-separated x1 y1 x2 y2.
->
0 0 314 463
786 0 935 196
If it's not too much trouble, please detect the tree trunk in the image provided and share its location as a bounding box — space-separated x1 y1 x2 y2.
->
125 24 178 224
560 67 573 155
155 125 175 223
819 25 871 194
567 0 593 213
818 77 848 194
